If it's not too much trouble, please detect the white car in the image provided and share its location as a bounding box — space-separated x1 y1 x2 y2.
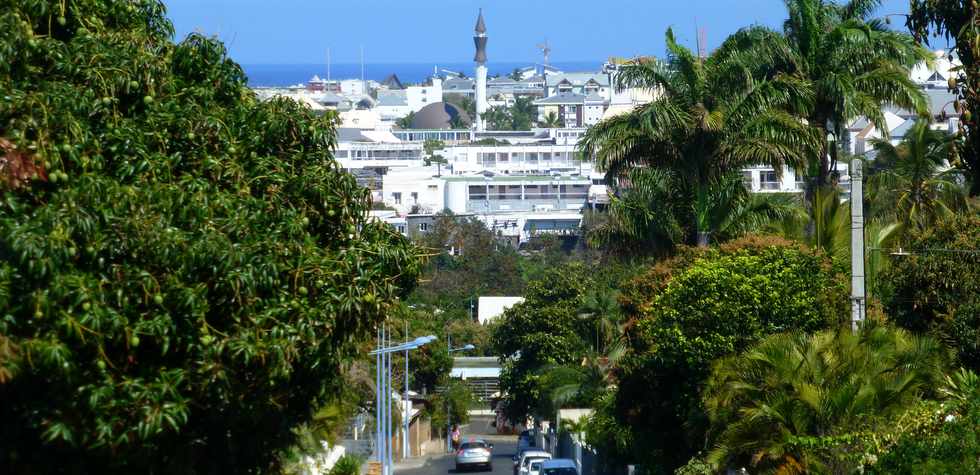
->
518 450 551 475
528 459 546 475
455 439 493 472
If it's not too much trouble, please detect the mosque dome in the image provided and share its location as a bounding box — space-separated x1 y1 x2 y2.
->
411 102 471 129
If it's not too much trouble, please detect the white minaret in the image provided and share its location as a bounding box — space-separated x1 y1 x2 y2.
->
474 9 488 131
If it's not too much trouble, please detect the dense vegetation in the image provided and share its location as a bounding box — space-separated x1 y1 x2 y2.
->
491 1 980 474
3 0 980 474
0 1 421 473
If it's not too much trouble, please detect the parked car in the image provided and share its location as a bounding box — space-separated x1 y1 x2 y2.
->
528 459 546 475
513 446 534 474
517 450 552 475
455 439 494 472
539 459 579 475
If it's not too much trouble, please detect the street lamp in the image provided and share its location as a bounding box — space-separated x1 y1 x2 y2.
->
371 328 435 475
403 335 436 459
446 334 476 452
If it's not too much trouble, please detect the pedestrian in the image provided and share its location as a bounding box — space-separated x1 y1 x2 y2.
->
451 424 461 451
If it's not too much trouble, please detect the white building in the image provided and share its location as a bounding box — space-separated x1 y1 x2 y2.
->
379 166 445 214
477 297 525 324
533 93 607 127
441 143 592 176
544 73 612 101
339 79 368 97
405 77 443 113
375 90 411 120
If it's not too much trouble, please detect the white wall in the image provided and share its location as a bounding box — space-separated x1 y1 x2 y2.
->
381 167 445 214
478 297 525 324
406 79 443 113
339 79 365 96
583 103 605 126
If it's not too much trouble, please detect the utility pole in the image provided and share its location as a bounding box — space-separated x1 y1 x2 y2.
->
850 158 866 332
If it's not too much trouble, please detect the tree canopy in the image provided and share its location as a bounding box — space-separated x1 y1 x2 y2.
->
615 236 847 472
0 1 421 472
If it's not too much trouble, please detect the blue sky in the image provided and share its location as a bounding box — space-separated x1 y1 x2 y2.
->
165 0 912 64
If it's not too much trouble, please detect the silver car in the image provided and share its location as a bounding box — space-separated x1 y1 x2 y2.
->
455 439 494 472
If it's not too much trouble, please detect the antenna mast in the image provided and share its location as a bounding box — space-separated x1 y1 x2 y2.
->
536 39 552 66
698 28 707 59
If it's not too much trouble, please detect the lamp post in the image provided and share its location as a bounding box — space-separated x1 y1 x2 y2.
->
446 334 476 452
372 332 436 475
402 334 437 459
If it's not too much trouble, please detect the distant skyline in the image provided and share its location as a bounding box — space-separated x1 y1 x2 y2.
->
166 0 913 65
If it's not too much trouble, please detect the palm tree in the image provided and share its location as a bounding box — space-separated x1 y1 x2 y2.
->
587 169 802 253
703 325 947 474
396 111 415 130
763 0 930 188
540 111 562 128
867 119 967 230
581 28 820 247
545 340 627 412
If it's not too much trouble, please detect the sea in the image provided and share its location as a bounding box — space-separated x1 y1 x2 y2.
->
242 61 602 87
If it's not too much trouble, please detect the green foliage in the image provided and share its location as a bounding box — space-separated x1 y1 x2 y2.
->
774 0 930 188
329 454 363 475
492 264 595 422
484 96 536 131
427 378 476 432
582 390 635 473
410 212 524 322
879 214 980 369
908 0 980 195
703 325 949 474
872 368 980 474
0 1 421 473
539 111 562 128
588 168 802 253
868 119 968 230
395 111 416 129
615 236 847 472
581 28 819 249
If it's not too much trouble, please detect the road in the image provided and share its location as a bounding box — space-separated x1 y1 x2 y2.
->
394 416 518 475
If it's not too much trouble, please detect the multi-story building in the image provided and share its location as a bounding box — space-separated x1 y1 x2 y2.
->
443 174 591 214
543 73 612 101
441 142 591 175
533 93 607 127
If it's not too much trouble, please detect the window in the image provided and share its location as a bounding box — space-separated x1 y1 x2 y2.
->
760 171 779 190
542 468 577 475
392 192 402 204
468 185 487 200
418 222 429 232
428 185 438 191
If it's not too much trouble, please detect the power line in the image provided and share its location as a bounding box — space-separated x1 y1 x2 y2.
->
868 247 980 255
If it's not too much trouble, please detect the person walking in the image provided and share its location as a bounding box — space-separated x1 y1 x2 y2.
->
451 424 461 451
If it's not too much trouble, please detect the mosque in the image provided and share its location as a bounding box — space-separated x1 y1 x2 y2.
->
410 10 490 131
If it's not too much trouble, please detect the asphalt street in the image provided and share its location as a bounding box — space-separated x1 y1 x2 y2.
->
394 416 518 475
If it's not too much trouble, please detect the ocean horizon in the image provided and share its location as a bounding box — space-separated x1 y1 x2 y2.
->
242 61 603 87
